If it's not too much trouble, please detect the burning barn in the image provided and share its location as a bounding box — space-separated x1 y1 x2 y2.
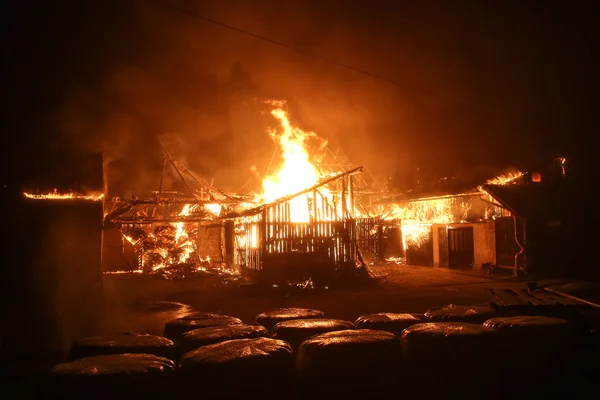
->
227 167 366 284
100 100 383 283
101 141 246 278
381 159 572 275
378 172 526 270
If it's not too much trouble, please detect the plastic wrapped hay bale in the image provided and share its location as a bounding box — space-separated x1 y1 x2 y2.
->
163 313 242 341
354 313 424 335
296 329 403 396
38 354 175 400
272 319 355 350
400 322 498 387
178 324 269 355
483 316 574 379
178 337 293 397
255 308 324 333
424 304 499 323
67 333 175 361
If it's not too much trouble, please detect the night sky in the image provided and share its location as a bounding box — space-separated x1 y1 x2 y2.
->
3 0 597 196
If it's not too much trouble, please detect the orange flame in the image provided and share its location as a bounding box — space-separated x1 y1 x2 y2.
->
485 171 524 185
261 100 329 222
386 197 471 248
23 189 104 201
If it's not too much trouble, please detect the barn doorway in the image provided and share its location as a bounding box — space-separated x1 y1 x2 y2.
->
448 227 474 269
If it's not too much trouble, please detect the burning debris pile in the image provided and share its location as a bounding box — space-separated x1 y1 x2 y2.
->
110 201 239 279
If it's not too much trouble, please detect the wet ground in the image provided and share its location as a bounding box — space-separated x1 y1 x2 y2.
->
100 264 569 333
4 264 600 399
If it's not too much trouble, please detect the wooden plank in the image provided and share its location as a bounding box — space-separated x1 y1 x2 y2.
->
487 288 509 307
500 288 535 306
517 289 553 306
540 288 594 307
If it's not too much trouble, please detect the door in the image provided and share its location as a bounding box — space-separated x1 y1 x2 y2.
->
448 227 474 269
438 227 449 267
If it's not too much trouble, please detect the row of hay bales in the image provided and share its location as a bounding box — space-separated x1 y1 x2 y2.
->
38 303 600 399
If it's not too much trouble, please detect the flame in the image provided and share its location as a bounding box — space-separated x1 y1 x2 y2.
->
103 269 143 275
386 256 404 264
261 100 328 222
204 203 222 217
485 171 524 185
385 197 472 248
24 189 104 201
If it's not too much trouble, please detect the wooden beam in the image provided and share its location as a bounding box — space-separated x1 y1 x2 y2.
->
224 166 363 218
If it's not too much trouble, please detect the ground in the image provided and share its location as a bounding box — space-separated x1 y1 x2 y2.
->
100 263 570 334
5 263 600 399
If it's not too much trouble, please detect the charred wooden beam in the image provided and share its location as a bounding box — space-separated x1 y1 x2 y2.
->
114 218 225 225
126 199 240 205
156 135 237 202
225 166 363 218
104 202 135 223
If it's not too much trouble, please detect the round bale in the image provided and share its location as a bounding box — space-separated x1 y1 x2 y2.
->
67 333 175 361
178 337 293 397
484 315 574 379
354 313 424 335
178 324 269 355
400 322 499 387
163 313 242 341
273 319 355 349
38 354 175 400
296 329 403 395
424 304 499 323
255 308 324 333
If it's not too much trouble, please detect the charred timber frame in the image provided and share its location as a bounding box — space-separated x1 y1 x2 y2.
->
232 167 364 272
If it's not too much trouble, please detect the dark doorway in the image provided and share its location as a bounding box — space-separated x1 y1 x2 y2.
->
495 217 520 267
448 227 474 269
438 227 449 267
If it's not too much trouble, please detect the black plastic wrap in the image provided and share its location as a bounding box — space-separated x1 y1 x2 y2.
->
178 324 269 355
424 303 499 323
296 329 403 395
483 315 575 379
273 319 355 349
354 313 424 335
37 354 175 400
255 307 324 333
178 337 294 397
400 322 499 387
163 314 242 341
67 333 175 361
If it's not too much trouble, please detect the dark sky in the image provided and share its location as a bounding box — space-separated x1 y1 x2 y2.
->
3 0 597 196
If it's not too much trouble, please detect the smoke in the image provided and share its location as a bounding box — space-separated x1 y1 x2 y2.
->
55 0 588 197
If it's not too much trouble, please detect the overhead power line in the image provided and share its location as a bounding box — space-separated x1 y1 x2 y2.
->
150 0 414 91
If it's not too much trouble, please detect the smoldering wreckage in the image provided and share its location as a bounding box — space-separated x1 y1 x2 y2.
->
25 101 570 286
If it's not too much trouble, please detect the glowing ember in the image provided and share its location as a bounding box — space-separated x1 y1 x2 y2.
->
261 100 329 222
23 189 104 201
103 269 143 275
385 256 404 264
485 171 524 185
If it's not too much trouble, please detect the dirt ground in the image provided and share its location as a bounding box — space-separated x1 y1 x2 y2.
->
100 264 555 334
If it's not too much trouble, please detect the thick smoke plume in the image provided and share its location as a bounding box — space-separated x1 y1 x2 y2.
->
55 0 588 196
